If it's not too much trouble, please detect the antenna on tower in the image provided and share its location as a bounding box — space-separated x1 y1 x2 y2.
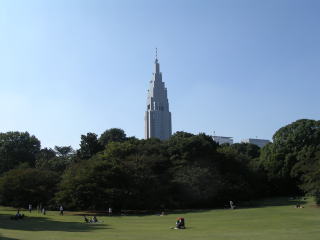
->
155 47 158 60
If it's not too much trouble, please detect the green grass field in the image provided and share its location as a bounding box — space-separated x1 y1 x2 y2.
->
1 198 320 240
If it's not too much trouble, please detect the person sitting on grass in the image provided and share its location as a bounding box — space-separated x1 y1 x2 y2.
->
84 215 89 223
11 210 24 220
90 216 98 223
295 203 304 208
175 217 185 229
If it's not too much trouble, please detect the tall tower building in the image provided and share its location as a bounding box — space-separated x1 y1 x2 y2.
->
144 50 172 140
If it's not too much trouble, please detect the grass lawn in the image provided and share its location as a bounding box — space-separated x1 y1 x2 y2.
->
1 198 320 240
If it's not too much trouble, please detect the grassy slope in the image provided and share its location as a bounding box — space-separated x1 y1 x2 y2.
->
1 198 320 240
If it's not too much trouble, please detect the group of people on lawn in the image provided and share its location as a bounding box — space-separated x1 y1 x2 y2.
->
84 215 99 223
11 200 238 229
12 204 64 219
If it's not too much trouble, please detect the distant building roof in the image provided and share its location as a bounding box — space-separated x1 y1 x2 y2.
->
241 138 271 148
213 136 233 145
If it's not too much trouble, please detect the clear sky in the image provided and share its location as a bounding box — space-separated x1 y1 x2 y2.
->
0 0 319 149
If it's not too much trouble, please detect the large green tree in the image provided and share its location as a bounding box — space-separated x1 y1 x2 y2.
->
55 157 131 210
55 139 171 210
35 148 56 169
166 133 253 207
99 128 127 147
0 132 41 174
0 168 59 207
36 146 75 172
260 119 320 196
77 133 103 159
292 145 320 203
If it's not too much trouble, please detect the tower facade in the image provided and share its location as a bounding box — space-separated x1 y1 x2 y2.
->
144 53 172 140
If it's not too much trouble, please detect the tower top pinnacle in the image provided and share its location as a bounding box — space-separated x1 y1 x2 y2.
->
155 48 158 63
154 48 160 73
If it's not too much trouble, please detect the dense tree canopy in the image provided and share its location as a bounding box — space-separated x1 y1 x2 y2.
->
55 133 261 210
0 121 320 210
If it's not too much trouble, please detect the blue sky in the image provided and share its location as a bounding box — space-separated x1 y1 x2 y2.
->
0 0 319 149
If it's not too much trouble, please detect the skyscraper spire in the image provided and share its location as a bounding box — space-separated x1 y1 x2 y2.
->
154 48 160 74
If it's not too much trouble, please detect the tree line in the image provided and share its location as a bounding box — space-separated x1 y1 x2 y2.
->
0 119 319 210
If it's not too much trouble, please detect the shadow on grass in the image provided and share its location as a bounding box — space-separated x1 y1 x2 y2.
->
0 234 19 240
0 214 110 232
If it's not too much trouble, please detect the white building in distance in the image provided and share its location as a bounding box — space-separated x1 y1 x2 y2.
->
144 51 172 140
241 138 270 148
212 136 233 145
